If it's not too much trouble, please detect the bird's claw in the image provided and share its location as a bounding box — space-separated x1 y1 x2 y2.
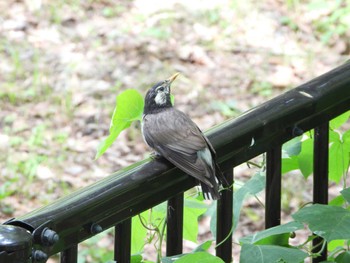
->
150 151 162 159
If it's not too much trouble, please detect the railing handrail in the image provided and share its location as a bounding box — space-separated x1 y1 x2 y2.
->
4 61 350 257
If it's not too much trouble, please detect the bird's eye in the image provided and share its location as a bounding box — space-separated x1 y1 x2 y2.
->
157 86 165 92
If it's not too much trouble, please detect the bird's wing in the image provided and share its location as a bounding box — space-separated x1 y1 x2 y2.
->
143 109 214 186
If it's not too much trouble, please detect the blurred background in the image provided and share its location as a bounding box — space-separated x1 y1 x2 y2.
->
0 0 349 262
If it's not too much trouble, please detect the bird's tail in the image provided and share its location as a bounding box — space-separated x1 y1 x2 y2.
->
200 164 232 200
200 181 220 200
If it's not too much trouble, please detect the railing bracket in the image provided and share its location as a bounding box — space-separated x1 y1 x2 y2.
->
40 227 59 246
90 223 103 234
32 249 48 262
32 221 59 247
291 126 304 137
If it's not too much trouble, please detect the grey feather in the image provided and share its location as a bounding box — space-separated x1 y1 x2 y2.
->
142 76 229 200
142 108 223 199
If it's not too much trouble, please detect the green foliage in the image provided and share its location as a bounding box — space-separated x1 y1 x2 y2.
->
131 255 143 263
95 89 144 159
341 187 350 204
183 199 207 242
193 240 213 252
78 231 114 263
330 111 350 130
229 172 265 234
329 130 350 183
95 89 175 160
173 252 224 263
240 221 303 246
282 136 302 157
237 190 350 262
162 243 223 263
208 171 265 243
282 110 350 182
94 89 350 262
131 212 148 254
307 0 350 44
297 137 314 178
210 99 240 118
251 81 274 97
293 204 350 242
240 244 308 263
239 223 307 262
238 111 350 262
335 251 350 262
129 198 208 261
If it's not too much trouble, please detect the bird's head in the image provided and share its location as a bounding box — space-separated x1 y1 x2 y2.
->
143 72 179 114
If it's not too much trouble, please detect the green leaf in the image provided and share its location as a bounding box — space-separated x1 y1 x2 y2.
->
184 198 208 209
110 89 144 129
282 156 299 174
335 251 350 263
240 244 308 263
343 129 350 143
151 202 167 228
297 138 313 178
328 239 345 252
283 136 302 157
153 201 167 215
162 257 179 263
329 195 345 207
282 137 302 174
293 204 350 242
193 241 212 252
183 198 207 242
330 110 350 130
210 172 265 238
131 254 143 263
233 172 265 230
95 121 130 160
329 130 350 183
95 89 144 159
240 221 303 246
329 129 341 143
131 212 148 254
162 242 213 263
174 252 224 263
254 233 290 247
341 187 350 204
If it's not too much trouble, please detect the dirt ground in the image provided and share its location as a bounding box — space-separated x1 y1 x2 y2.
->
0 0 349 262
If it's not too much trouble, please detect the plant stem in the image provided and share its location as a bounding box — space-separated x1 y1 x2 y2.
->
156 218 167 263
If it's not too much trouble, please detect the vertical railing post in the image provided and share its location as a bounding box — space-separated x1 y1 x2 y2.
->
0 225 32 263
312 123 329 263
61 245 78 263
115 218 132 263
216 169 233 262
265 145 282 228
166 193 184 256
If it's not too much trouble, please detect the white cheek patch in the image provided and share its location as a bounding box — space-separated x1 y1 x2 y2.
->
155 92 166 105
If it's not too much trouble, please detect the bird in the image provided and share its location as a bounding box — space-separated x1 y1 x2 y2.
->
141 73 228 200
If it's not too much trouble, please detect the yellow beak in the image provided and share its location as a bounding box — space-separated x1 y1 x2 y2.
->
167 72 180 84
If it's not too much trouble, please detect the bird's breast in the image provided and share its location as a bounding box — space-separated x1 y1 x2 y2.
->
141 114 150 147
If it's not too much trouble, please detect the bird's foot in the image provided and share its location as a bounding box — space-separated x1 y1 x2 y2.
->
150 151 162 160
